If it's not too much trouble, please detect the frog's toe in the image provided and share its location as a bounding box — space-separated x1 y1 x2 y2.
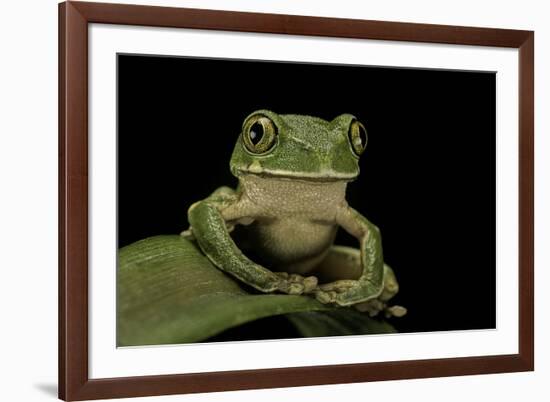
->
287 282 305 295
276 273 318 294
288 273 302 282
384 305 407 318
302 276 318 293
180 228 195 240
354 299 385 316
276 279 304 295
314 289 337 304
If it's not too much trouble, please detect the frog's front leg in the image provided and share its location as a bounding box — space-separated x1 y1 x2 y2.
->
315 205 385 306
186 189 316 295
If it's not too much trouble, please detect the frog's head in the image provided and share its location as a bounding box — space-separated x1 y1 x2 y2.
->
230 110 367 182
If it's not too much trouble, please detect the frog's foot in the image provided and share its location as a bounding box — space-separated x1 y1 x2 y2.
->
353 299 384 316
274 272 318 295
354 300 407 318
314 280 357 304
314 289 337 304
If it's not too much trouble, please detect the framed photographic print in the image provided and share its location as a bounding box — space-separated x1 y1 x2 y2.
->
59 1 534 400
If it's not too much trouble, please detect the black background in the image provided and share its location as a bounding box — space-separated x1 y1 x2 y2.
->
118 54 496 335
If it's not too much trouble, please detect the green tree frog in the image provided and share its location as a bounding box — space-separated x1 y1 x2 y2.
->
182 110 405 318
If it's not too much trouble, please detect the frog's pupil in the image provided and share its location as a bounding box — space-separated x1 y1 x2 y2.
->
250 122 264 145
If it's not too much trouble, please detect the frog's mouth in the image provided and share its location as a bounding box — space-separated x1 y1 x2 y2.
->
235 167 358 183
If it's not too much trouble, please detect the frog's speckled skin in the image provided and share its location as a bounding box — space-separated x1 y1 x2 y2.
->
182 110 405 317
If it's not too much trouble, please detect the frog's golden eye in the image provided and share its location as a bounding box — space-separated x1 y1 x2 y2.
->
348 120 367 156
242 115 278 154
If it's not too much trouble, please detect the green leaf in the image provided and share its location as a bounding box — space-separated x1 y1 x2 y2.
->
285 310 396 338
117 235 395 346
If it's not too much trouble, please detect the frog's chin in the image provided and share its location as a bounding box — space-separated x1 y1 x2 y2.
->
234 167 358 183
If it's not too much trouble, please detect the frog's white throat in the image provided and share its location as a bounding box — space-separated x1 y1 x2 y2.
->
238 174 349 214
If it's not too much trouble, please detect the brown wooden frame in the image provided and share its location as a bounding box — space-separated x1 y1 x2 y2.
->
59 1 534 400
